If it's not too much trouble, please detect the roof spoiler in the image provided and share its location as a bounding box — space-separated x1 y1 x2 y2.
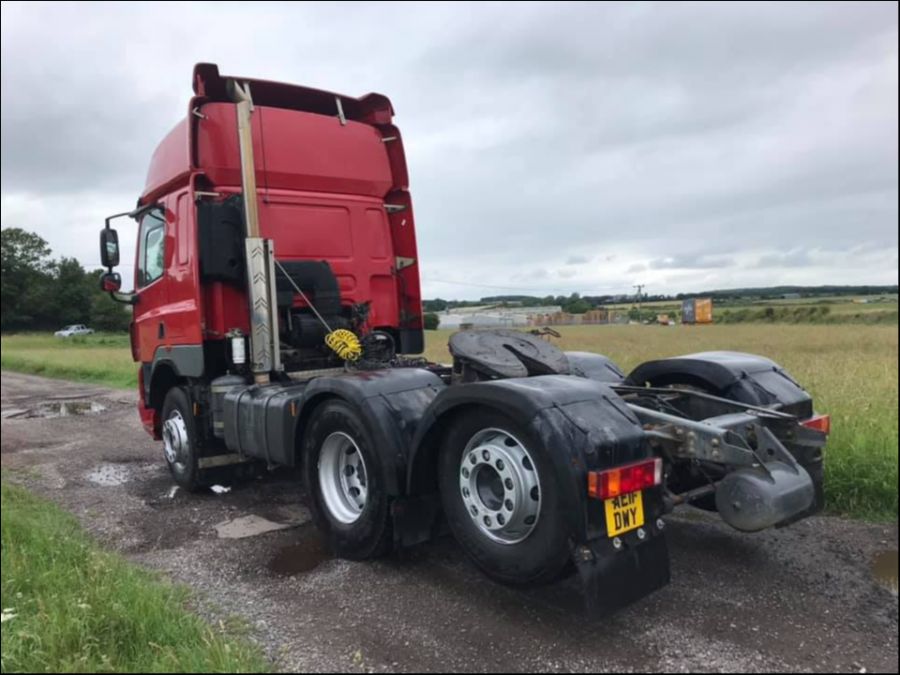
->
191 63 394 125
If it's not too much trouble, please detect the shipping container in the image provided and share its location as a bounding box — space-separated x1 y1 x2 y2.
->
681 298 713 324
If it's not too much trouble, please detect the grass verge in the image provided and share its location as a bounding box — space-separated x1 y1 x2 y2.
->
0 333 135 389
0 482 269 673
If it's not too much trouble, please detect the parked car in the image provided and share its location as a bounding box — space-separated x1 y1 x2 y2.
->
54 324 94 337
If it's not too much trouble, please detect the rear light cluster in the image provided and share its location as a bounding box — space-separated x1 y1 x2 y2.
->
801 414 831 435
588 458 662 501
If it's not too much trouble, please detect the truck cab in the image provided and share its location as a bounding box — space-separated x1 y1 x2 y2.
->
101 63 423 437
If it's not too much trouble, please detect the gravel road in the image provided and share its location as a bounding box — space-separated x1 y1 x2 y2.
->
2 371 897 673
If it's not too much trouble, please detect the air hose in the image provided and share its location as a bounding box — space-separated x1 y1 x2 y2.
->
325 329 362 361
274 259 362 361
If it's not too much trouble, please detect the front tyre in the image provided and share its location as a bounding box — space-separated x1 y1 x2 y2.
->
302 399 392 560
438 410 572 586
161 386 202 491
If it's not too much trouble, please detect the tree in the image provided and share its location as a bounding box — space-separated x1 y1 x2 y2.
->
1 228 54 330
422 298 448 312
423 312 440 330
562 292 592 314
52 257 93 326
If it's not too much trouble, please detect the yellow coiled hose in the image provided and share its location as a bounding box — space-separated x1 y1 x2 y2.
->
325 329 362 361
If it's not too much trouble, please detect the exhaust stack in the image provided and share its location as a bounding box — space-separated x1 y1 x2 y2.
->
227 80 281 379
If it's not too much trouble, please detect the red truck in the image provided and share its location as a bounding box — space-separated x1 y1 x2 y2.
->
99 63 829 612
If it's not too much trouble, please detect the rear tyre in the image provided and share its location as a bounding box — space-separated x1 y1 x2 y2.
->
438 409 572 586
302 399 392 560
161 386 202 492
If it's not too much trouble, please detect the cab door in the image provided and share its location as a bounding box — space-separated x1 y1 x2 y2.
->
132 204 169 366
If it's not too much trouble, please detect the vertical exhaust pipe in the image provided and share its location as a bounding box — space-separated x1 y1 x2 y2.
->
227 80 281 379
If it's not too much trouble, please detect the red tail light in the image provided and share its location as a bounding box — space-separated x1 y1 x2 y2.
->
801 414 831 435
588 458 662 501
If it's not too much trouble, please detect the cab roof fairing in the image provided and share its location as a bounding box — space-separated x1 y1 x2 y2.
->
139 62 396 205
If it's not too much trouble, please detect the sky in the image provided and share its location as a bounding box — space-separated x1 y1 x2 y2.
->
1 1 897 300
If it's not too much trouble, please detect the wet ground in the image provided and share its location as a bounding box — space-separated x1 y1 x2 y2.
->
1 371 897 673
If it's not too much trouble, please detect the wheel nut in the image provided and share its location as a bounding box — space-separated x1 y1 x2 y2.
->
504 499 514 511
469 505 478 517
636 527 647 540
482 450 490 461
612 537 623 550
496 459 505 471
504 478 514 490
462 487 470 498
461 467 470 479
483 515 492 527
656 518 665 530
497 513 505 526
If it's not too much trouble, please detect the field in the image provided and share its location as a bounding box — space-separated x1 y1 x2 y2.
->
2 325 897 520
0 482 268 672
603 294 899 324
0 333 136 388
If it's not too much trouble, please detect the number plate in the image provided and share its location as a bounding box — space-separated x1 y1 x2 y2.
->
604 491 644 537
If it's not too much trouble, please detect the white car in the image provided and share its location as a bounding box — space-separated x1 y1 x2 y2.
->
54 324 95 337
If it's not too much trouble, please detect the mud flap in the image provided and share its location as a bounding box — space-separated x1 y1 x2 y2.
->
577 534 671 615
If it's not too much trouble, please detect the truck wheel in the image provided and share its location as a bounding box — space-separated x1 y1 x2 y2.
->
438 410 571 586
161 386 202 492
302 399 391 560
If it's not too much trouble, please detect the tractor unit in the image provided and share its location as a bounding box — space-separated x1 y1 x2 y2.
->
99 64 829 612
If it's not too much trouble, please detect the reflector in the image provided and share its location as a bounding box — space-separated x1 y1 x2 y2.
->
801 414 831 435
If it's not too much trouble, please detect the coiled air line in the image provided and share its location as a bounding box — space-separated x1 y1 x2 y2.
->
273 259 362 361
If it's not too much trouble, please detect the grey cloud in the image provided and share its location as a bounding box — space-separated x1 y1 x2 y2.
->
565 255 592 265
649 255 735 270
1 1 897 300
754 250 815 268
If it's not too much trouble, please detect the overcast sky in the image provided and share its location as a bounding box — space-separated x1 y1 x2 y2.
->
2 1 897 299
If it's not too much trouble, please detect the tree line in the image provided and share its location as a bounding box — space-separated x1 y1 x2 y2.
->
1 228 131 332
423 285 898 313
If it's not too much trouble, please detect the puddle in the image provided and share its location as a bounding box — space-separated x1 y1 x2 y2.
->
86 463 131 486
26 401 107 418
268 524 331 576
214 514 296 539
872 550 898 593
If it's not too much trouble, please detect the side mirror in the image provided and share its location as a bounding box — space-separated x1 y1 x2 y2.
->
100 272 122 292
100 228 120 268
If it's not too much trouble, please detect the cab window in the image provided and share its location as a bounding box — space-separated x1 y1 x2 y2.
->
137 208 165 287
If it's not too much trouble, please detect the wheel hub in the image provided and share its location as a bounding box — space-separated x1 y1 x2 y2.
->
459 428 541 544
318 431 368 524
162 410 189 471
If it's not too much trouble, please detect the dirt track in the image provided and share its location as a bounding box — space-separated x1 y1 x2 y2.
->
2 371 897 673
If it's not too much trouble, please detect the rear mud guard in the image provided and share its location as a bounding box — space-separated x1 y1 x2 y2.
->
578 533 671 615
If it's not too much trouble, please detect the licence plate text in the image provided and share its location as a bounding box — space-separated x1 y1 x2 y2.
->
604 491 644 537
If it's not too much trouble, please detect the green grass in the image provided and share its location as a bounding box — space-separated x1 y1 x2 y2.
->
0 333 136 389
2 326 897 520
0 482 269 673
